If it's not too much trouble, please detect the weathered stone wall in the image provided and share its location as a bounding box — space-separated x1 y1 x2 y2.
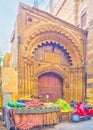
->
53 0 76 25
79 0 93 104
3 53 11 67
2 67 18 94
47 0 93 104
1 2 87 103
16 3 86 102
10 20 18 69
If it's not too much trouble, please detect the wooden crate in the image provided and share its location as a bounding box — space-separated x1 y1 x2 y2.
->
59 112 72 122
43 112 60 125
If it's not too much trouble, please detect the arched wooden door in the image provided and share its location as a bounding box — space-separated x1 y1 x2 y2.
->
38 72 63 102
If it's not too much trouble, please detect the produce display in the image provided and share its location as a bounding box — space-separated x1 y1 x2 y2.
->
8 101 25 108
7 98 73 113
14 106 61 114
44 102 55 107
8 98 73 112
12 101 60 114
5 97 75 130
19 95 31 100
18 95 32 103
55 99 74 112
25 101 44 108
7 97 61 129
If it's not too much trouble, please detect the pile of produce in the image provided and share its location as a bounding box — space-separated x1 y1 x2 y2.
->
10 100 61 114
25 101 44 108
18 95 32 103
14 105 61 114
8 98 73 113
55 99 74 112
8 102 25 108
44 102 55 107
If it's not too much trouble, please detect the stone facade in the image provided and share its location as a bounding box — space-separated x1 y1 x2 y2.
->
2 2 86 103
46 0 93 104
2 67 18 94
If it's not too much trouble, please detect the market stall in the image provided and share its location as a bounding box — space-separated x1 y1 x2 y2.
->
2 96 74 130
10 107 60 129
2 97 61 130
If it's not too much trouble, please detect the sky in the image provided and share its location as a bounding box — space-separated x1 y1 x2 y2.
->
0 0 49 56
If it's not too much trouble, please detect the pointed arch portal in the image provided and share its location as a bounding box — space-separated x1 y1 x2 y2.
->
38 72 63 102
17 3 87 102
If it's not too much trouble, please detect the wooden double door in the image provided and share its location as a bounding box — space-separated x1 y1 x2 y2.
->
38 72 63 102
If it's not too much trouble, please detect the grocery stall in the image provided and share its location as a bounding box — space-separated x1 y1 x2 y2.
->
2 96 74 130
2 96 61 130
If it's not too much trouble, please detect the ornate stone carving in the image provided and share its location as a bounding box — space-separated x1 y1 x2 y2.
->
16 3 86 101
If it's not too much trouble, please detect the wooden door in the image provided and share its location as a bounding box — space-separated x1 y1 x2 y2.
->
38 72 63 102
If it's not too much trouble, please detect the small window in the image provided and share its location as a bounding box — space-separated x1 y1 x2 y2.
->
81 12 86 28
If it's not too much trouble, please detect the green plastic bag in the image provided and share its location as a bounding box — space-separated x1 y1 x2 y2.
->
8 102 25 108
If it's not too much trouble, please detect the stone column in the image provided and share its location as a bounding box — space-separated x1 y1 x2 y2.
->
70 68 74 99
27 63 30 95
77 67 84 101
24 62 27 95
30 62 34 95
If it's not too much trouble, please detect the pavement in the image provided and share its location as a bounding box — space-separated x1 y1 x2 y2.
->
0 118 93 130
0 121 7 130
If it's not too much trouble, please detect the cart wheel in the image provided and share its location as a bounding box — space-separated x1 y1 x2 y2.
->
87 116 91 120
9 127 15 130
71 114 80 122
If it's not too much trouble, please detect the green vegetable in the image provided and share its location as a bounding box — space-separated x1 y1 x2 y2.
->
8 102 25 108
55 99 73 112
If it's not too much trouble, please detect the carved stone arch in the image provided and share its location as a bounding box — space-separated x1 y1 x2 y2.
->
31 39 74 65
25 32 82 65
17 3 87 102
22 24 84 65
34 65 69 101
34 65 69 80
23 23 82 51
